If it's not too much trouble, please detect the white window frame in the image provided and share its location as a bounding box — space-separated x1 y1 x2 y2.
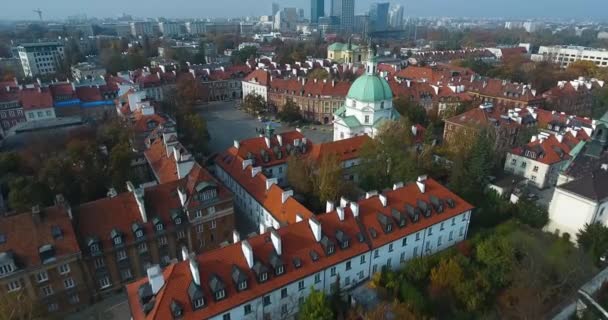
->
7 280 21 292
58 263 70 275
64 277 75 289
37 270 49 283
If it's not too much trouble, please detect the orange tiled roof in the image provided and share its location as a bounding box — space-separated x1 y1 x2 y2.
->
234 131 310 168
144 138 180 184
133 114 167 134
243 69 270 86
19 87 53 110
0 206 81 268
126 177 473 320
510 133 583 165
308 135 371 163
216 147 314 224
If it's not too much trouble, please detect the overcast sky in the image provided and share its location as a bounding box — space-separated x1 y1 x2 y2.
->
1 0 606 21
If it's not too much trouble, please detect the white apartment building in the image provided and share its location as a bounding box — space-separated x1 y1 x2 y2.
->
538 45 608 68
504 133 582 189
159 22 182 37
242 69 270 102
186 21 206 34
17 42 65 77
130 21 155 37
547 167 608 242
127 176 473 320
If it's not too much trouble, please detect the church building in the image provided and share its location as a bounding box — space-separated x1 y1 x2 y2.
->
333 46 399 141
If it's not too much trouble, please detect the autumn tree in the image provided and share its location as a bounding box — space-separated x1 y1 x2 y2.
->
313 153 343 204
286 156 314 195
298 288 333 320
307 68 329 80
242 94 266 115
0 290 47 320
109 142 134 191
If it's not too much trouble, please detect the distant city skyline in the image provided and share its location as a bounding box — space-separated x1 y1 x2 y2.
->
0 0 606 21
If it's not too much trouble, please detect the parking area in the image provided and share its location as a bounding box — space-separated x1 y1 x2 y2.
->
197 101 333 154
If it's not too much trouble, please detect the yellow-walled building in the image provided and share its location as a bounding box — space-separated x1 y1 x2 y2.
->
327 42 370 64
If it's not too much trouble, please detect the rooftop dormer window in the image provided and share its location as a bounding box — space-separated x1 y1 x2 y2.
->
193 298 204 309
90 243 100 254
156 224 163 232
136 230 143 238
216 289 226 300
114 237 122 245
276 265 285 275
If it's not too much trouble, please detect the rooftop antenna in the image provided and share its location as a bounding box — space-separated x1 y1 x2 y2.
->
33 9 43 21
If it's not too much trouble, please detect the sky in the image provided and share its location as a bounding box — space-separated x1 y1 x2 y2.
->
1 0 606 21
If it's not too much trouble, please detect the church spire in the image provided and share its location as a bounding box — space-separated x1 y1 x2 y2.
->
365 39 378 75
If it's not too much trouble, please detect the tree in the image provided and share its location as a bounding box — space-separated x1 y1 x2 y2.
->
393 97 427 125
314 153 343 204
286 156 314 195
567 60 599 78
276 99 303 123
357 119 419 191
513 200 548 229
7 176 50 212
475 234 514 287
298 288 333 320
175 75 201 112
577 222 608 262
307 68 329 81
61 38 85 77
231 46 257 64
109 142 134 190
193 41 207 64
180 114 210 156
0 290 47 320
242 94 265 115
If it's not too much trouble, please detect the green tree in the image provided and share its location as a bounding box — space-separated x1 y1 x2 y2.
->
475 234 514 287
0 290 48 320
7 177 49 212
513 200 548 229
577 223 608 262
298 288 334 320
109 142 134 190
307 68 329 80
286 156 314 195
393 97 427 125
181 114 210 156
276 99 303 123
357 119 419 190
193 41 206 64
242 94 265 115
231 46 257 64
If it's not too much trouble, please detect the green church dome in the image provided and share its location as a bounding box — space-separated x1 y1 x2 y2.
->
347 74 393 103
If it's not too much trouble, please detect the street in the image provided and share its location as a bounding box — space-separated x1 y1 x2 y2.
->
197 101 333 154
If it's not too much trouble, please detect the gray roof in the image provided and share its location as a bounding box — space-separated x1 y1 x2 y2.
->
559 169 608 202
187 281 204 300
231 265 248 285
208 274 225 293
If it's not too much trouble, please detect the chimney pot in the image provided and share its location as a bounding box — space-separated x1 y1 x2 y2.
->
270 228 282 255
308 218 322 242
232 230 240 243
336 207 345 221
242 240 254 268
326 201 335 213
350 202 360 217
379 194 387 207
189 257 201 286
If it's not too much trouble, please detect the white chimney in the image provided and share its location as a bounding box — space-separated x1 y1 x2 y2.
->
416 175 427 193
379 194 387 207
264 136 271 148
531 136 537 143
232 230 240 243
128 181 147 223
411 125 418 136
173 146 181 162
251 166 262 177
277 134 283 146
242 240 254 268
601 164 608 171
259 224 267 235
189 257 201 286
281 190 293 204
270 228 282 255
350 202 360 217
556 134 564 143
242 159 253 170
365 190 378 199
295 214 304 222
340 197 349 208
393 182 404 190
177 186 187 207
336 207 345 221
265 177 278 190
147 265 165 294
326 201 335 213
234 140 240 149
308 218 322 242
181 246 189 261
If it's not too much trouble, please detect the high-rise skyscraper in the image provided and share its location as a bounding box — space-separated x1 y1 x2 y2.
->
369 2 390 32
311 0 325 24
389 5 404 29
340 0 355 32
272 3 280 16
330 0 342 17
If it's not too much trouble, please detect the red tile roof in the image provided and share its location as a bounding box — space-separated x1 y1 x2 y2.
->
308 135 371 163
0 205 81 268
144 138 180 184
243 69 270 86
126 177 473 320
75 86 103 102
216 147 314 224
269 78 351 97
510 133 583 165
234 131 310 168
49 83 75 99
133 114 167 134
19 87 53 110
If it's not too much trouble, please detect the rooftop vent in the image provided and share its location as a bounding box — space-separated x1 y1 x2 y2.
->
309 250 319 262
292 257 302 269
446 198 456 208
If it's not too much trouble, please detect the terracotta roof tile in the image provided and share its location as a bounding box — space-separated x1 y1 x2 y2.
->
19 87 53 110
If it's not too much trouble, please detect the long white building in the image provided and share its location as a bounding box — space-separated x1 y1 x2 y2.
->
537 45 608 68
126 176 473 320
17 42 64 77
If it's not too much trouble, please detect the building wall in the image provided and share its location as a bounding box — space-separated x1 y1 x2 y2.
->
538 46 608 68
0 102 26 132
548 188 601 241
267 90 345 124
18 45 65 77
242 82 268 102
0 255 91 315
25 107 56 122
504 153 555 189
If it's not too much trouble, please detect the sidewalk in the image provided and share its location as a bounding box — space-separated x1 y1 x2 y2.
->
66 292 131 320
